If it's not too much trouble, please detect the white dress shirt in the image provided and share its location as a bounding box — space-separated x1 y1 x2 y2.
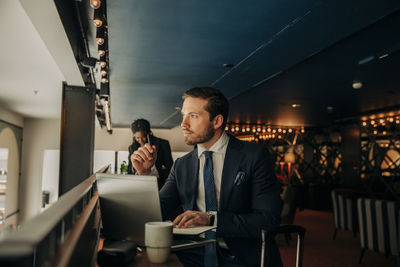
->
196 132 229 247
196 132 229 213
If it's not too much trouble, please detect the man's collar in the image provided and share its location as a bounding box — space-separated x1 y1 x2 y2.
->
197 132 229 158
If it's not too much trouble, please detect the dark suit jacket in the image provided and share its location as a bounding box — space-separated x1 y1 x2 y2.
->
128 135 173 188
160 135 282 266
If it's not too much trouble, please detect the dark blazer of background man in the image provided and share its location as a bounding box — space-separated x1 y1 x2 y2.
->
128 119 173 189
131 87 282 267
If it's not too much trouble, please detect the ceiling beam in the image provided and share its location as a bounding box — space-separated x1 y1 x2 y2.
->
19 0 84 86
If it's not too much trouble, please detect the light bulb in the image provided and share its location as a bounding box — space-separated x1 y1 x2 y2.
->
96 37 104 45
352 81 363 89
90 0 101 9
93 18 103 27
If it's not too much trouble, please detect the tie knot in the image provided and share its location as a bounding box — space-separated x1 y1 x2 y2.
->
203 150 213 159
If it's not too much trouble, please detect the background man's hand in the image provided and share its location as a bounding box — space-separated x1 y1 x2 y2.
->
130 144 157 175
173 210 209 228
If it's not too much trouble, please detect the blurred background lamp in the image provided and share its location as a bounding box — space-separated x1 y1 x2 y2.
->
352 81 363 89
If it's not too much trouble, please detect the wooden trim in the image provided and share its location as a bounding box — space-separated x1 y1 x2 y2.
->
53 193 99 267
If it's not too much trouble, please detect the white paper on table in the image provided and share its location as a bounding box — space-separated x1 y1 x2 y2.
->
173 226 217 235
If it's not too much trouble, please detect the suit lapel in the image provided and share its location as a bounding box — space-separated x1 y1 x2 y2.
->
220 137 243 209
150 136 160 153
186 148 199 210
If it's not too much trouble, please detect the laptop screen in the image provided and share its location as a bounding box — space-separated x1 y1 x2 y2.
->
96 173 162 245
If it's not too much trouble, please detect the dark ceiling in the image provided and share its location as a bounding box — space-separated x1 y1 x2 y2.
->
86 0 400 128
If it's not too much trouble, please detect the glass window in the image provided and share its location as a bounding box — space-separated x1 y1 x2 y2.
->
0 148 8 223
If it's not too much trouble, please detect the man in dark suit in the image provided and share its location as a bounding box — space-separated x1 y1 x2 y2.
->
128 118 173 189
131 87 282 267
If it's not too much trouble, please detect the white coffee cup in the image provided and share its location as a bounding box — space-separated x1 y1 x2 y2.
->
145 221 173 263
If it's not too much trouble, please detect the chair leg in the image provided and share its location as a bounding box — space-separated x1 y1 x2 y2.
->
333 229 337 240
358 248 365 264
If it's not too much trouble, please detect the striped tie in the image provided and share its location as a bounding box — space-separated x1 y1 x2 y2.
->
203 151 218 267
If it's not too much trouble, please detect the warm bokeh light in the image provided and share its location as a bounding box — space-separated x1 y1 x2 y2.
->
224 122 305 142
90 0 101 9
93 18 103 27
96 37 104 45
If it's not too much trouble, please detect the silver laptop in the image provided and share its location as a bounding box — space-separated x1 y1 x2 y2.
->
96 173 162 245
96 173 215 250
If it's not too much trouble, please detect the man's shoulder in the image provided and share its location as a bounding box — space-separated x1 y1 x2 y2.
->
173 149 196 166
177 149 196 160
228 135 266 153
152 135 170 145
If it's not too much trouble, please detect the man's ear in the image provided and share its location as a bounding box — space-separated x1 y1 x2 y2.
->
213 114 224 129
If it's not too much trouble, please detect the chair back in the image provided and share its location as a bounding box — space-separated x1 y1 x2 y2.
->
261 225 306 267
357 198 400 256
331 189 359 233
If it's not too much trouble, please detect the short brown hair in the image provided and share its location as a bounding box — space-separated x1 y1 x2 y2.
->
183 87 229 129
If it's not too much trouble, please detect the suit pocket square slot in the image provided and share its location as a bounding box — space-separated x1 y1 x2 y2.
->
234 171 246 185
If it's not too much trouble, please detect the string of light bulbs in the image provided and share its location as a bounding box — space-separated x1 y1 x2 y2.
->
225 123 304 142
90 0 111 132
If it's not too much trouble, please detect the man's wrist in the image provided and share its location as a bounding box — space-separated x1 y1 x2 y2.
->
206 211 217 226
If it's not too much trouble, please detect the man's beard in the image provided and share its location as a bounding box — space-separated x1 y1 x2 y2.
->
184 123 215 146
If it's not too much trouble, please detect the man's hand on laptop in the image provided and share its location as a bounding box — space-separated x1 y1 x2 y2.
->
131 144 157 175
173 210 209 228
